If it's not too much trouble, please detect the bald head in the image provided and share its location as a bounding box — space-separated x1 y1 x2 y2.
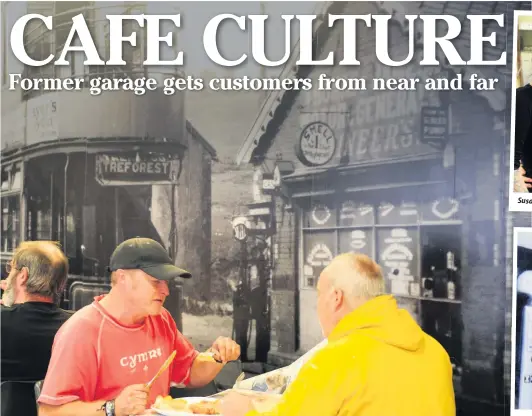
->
316 253 384 337
322 253 384 305
14 240 66 264
10 241 69 302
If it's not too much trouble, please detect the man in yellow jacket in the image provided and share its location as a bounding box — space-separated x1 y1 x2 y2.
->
222 253 455 416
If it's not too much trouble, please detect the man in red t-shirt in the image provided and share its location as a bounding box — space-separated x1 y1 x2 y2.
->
38 238 240 416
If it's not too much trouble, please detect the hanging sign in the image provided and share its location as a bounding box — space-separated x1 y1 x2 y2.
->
420 106 449 150
95 152 180 186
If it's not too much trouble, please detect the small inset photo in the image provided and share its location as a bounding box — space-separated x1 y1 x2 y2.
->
512 228 532 413
511 12 532 211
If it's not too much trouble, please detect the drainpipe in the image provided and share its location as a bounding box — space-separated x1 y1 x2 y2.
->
63 154 69 249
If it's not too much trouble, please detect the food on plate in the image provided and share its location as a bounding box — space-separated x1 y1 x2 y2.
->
153 395 221 414
154 395 188 411
265 372 287 391
188 399 221 415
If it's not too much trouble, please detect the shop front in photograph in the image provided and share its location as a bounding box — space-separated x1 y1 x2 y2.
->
1 2 217 325
234 1 524 412
1 85 215 328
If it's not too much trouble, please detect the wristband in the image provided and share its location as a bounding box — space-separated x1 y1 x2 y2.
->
100 400 115 416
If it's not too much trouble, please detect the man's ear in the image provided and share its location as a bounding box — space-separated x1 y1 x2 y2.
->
333 288 344 310
114 269 128 285
16 268 29 286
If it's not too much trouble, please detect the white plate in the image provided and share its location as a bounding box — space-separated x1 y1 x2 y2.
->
152 397 220 416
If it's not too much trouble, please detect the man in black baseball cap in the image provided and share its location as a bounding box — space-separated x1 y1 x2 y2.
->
108 237 192 281
39 237 241 416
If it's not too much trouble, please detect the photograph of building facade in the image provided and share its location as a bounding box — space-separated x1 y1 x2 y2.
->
234 1 530 413
0 2 216 329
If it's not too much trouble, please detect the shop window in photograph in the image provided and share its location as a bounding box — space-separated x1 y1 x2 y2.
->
0 165 22 253
1 171 9 192
299 194 464 369
64 191 78 259
25 156 68 244
303 200 336 228
26 174 54 241
338 229 373 258
377 227 419 296
302 230 336 287
339 201 374 227
1 196 20 253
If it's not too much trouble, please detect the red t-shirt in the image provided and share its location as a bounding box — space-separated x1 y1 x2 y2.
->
38 296 199 407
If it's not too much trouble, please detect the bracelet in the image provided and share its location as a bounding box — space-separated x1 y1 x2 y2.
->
100 400 115 416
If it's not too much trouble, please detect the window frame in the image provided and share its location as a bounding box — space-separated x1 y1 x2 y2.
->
298 195 464 309
0 162 24 255
297 192 465 368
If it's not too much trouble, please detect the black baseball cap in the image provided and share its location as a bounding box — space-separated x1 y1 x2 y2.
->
108 237 191 280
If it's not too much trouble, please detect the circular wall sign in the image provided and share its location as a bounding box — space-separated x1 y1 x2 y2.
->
297 121 336 167
234 224 247 241
232 216 250 241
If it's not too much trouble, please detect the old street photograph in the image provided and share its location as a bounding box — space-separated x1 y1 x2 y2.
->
2 1 532 416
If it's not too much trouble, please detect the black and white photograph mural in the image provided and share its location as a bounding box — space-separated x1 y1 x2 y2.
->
2 2 532 415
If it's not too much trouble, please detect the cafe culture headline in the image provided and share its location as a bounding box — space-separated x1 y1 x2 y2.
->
10 13 506 68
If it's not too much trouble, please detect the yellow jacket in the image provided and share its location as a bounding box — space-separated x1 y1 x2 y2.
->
246 295 455 416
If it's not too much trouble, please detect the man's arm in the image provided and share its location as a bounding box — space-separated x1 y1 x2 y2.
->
165 309 241 389
188 358 226 388
39 384 149 416
222 349 350 416
39 400 105 416
188 336 241 387
236 340 328 392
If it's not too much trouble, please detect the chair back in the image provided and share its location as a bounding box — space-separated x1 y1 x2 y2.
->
34 380 44 399
68 281 111 311
170 381 218 398
215 361 243 391
169 360 243 399
1 381 39 416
